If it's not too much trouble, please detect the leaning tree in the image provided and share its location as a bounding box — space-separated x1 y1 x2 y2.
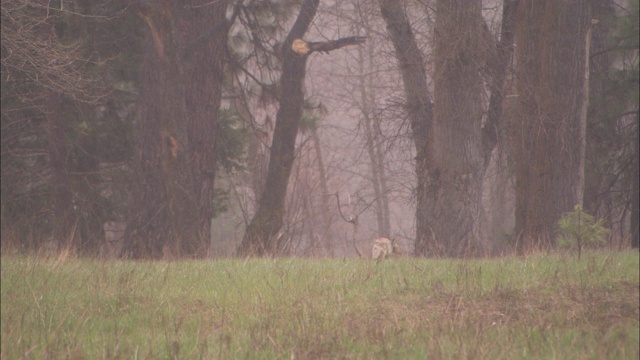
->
237 0 366 257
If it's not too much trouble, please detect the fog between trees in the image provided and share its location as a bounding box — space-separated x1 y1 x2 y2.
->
2 0 638 258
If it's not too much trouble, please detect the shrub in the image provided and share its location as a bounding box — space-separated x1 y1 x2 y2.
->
557 205 610 258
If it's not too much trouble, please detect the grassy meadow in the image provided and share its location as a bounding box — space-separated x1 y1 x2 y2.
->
1 251 638 359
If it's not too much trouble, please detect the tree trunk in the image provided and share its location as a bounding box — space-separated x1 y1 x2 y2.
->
311 129 334 256
124 0 229 258
631 112 639 248
514 0 591 251
374 114 392 237
362 111 387 237
377 0 433 256
237 0 320 256
182 1 229 255
425 0 485 257
583 0 615 234
46 92 80 249
480 0 519 254
482 0 519 169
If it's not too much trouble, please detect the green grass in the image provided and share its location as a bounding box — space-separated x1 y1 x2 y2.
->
1 251 638 359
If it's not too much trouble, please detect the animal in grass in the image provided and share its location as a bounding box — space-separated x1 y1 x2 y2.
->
371 237 399 260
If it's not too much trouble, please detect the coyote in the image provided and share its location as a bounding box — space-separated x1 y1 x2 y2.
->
371 237 398 260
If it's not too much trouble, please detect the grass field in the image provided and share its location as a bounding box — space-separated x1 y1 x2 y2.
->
1 251 638 359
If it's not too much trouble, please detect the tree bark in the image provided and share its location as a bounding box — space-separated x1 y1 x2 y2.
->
514 0 591 251
631 112 639 248
182 1 229 255
379 1 513 257
425 0 485 257
46 92 80 249
583 0 615 235
377 0 433 256
123 0 229 258
311 129 334 256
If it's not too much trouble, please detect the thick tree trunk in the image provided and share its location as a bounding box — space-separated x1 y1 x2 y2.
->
182 1 229 255
124 0 229 258
237 0 320 257
380 1 512 257
377 0 433 256
124 3 196 258
514 0 591 251
425 0 485 257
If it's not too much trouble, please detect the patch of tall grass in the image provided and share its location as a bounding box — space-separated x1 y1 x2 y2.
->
1 251 638 359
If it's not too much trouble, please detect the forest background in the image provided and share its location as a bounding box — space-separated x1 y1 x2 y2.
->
1 0 638 259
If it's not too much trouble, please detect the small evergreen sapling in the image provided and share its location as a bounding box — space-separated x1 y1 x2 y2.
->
557 205 610 259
